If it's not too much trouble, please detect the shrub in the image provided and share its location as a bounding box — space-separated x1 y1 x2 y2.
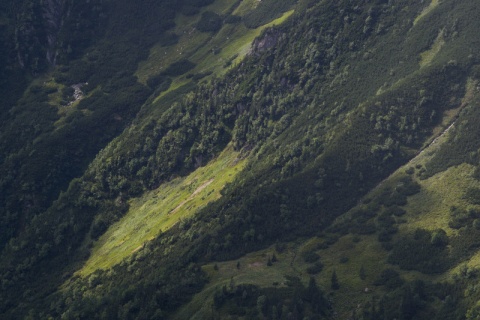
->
385 205 406 217
464 187 480 205
396 176 421 196
306 262 324 275
388 229 451 274
430 229 448 247
163 59 196 77
373 269 404 289
181 5 199 16
197 11 223 33
302 251 320 263
225 15 241 24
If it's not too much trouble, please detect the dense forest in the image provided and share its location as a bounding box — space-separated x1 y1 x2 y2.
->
1 0 480 319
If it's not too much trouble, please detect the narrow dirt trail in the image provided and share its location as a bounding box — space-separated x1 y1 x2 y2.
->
170 179 214 214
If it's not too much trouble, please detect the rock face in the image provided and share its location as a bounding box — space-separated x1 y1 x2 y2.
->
13 0 68 70
43 0 66 66
69 83 87 105
249 29 281 55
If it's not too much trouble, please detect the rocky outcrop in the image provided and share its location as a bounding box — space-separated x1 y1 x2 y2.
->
14 0 67 70
249 29 282 55
43 0 66 66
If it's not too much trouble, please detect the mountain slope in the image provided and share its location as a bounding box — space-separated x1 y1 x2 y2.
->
1 0 480 319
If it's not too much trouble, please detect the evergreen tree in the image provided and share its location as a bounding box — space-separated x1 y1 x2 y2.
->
359 265 366 280
331 270 340 290
267 257 273 266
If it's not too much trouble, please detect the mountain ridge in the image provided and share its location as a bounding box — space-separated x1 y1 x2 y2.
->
2 0 480 319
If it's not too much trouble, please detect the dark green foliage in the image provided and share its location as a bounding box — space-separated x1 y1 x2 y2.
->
423 97 480 178
396 176 421 196
302 250 320 263
225 15 241 24
388 229 451 274
379 190 407 207
213 276 331 319
331 207 377 235
191 71 213 81
196 11 222 33
464 187 480 205
373 268 404 289
306 262 324 275
183 0 214 8
385 205 406 217
147 73 172 90
162 59 196 77
181 5 199 16
431 229 449 247
448 206 480 229
330 270 339 290
267 257 272 266
359 265 366 280
158 32 179 46
54 259 208 320
362 282 434 319
2 0 480 318
449 226 480 262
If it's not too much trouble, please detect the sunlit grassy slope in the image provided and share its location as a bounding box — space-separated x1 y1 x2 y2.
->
173 232 393 320
414 0 440 26
80 146 247 276
135 0 294 86
419 29 445 68
148 9 294 105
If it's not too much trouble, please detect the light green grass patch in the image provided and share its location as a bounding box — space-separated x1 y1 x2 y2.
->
79 146 247 276
173 244 300 320
312 234 391 317
136 0 239 83
135 29 210 84
136 3 294 82
414 0 440 26
193 10 295 76
175 232 392 319
403 164 479 235
233 0 260 16
146 9 294 105
420 29 445 68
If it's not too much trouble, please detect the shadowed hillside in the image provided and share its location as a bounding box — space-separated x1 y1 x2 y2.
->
1 0 480 319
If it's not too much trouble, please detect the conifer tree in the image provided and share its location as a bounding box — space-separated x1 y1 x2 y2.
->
331 270 340 290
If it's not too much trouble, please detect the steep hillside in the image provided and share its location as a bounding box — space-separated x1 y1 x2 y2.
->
1 0 480 319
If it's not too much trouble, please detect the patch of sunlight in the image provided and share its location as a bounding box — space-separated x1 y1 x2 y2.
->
420 29 445 68
414 0 440 26
79 145 247 276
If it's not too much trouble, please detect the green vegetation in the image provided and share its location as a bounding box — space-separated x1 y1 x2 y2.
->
242 0 296 29
3 0 480 319
414 0 440 26
81 146 247 275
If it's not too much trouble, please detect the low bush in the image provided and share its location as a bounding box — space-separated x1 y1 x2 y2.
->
197 11 223 33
